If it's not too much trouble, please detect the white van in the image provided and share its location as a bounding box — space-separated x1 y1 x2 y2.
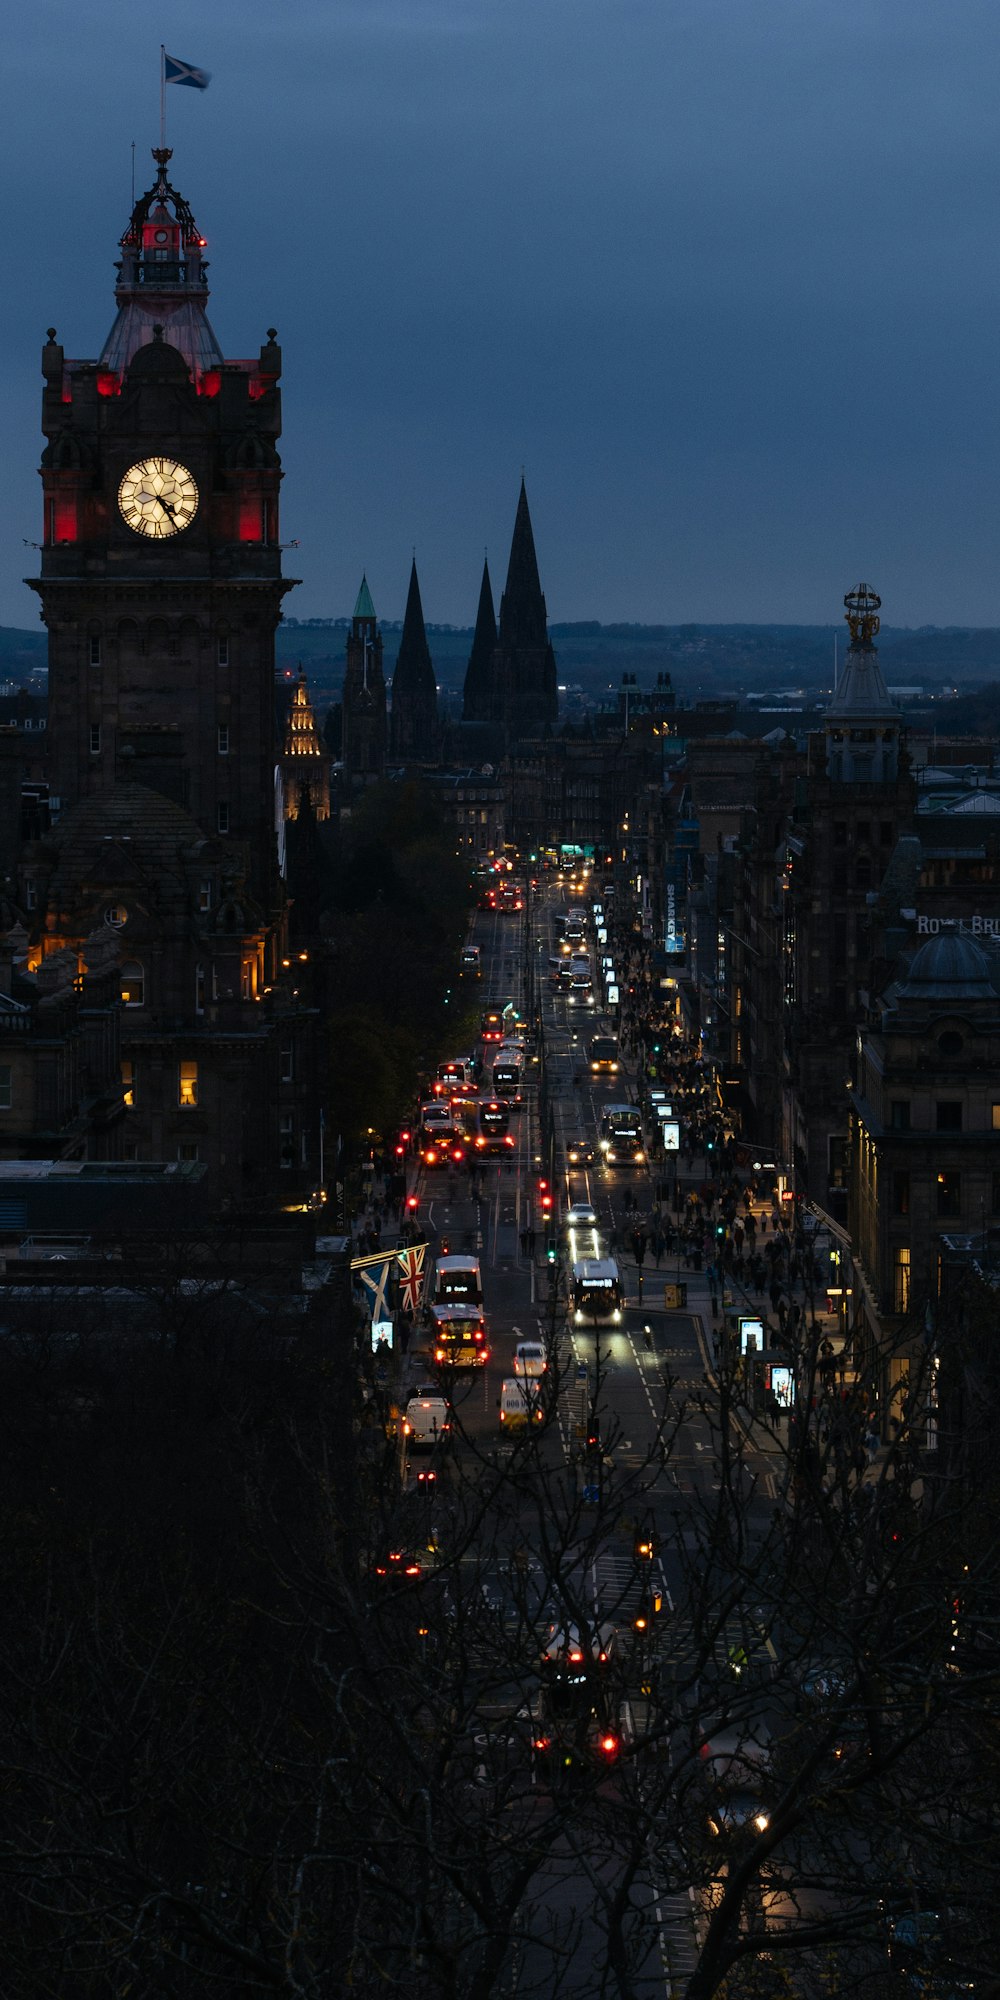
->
499 1378 544 1429
403 1387 451 1450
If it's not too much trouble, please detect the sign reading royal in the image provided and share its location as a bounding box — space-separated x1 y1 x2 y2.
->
916 915 1000 937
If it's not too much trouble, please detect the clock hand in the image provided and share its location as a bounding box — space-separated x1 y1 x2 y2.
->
159 496 178 520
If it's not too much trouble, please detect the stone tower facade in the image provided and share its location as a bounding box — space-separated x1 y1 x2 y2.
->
18 149 320 1204
32 148 293 907
389 560 438 763
341 577 386 785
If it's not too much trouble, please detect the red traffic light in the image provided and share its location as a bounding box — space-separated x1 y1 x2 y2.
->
406 1194 419 1213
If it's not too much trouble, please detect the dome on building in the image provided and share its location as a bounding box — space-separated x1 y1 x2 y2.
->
126 330 192 383
896 930 997 1002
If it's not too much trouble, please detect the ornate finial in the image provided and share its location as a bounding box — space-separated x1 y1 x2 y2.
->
152 146 173 168
46 327 57 342
266 327 278 342
844 583 881 648
152 323 165 341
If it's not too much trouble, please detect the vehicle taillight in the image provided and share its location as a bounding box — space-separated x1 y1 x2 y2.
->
532 1737 550 1752
600 1735 620 1758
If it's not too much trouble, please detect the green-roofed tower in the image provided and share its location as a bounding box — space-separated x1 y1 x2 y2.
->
341 572 385 785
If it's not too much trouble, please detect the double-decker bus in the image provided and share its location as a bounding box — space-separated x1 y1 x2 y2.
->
572 1258 624 1324
470 1100 514 1157
430 1304 490 1369
599 1104 645 1167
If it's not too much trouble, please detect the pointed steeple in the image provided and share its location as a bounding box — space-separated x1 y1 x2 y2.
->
392 561 435 699
498 479 548 652
353 574 377 624
342 576 385 783
493 480 558 742
462 555 498 722
390 560 438 762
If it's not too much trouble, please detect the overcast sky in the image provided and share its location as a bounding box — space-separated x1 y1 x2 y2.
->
3 0 1000 629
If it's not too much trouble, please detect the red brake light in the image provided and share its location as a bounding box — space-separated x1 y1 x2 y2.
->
533 1737 550 1752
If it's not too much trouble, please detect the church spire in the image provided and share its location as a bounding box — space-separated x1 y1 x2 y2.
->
493 480 558 742
498 478 548 652
462 555 498 722
390 560 438 761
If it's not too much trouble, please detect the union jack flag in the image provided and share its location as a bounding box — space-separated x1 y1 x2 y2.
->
396 1242 427 1315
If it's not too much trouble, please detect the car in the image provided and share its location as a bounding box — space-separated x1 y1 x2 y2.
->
566 1137 596 1167
513 1340 547 1379
566 1201 598 1229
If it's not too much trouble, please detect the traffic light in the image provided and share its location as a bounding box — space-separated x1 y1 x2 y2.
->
406 1194 419 1215
538 1176 553 1216
546 1235 557 1264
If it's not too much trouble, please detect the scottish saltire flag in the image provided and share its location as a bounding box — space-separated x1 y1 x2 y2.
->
396 1243 427 1314
165 54 211 90
353 1255 394 1325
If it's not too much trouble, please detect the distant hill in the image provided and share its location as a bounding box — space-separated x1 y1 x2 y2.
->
6 617 1000 704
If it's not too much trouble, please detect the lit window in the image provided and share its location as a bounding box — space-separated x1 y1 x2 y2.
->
992 1104 1000 1132
218 724 229 756
893 1246 910 1314
0 1065 11 1111
121 960 145 1007
121 1058 135 1109
89 723 101 755
179 1061 198 1109
217 803 230 834
936 1170 961 1218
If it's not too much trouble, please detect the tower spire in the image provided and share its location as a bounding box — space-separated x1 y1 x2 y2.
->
462 554 498 722
390 559 438 761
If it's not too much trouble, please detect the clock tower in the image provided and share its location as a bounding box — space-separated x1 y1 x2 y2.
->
31 147 294 904
19 151 319 1205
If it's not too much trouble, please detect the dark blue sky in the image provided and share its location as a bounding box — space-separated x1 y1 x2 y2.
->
4 0 1000 629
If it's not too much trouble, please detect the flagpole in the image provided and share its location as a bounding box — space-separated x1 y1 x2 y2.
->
160 45 166 150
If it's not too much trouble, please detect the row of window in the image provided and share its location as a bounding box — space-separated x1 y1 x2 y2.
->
88 637 232 667
121 1044 295 1103
121 958 267 1010
891 1168 978 1218
888 1101 1000 1132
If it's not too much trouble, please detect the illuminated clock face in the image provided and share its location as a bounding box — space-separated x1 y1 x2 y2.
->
118 457 198 538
